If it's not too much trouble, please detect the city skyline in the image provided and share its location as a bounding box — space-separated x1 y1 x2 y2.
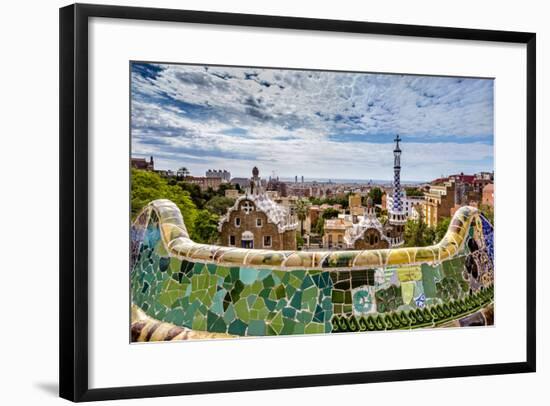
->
131 62 494 182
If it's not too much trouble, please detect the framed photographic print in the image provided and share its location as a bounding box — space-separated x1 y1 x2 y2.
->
59 3 536 402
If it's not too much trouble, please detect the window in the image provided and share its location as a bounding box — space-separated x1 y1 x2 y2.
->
263 235 272 248
241 201 254 214
256 218 263 227
235 217 241 227
229 235 236 246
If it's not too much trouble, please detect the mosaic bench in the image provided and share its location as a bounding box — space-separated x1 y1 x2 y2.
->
131 199 494 341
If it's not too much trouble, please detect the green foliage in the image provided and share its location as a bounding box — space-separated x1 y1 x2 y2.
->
176 181 237 209
308 195 349 209
321 208 340 220
131 169 197 236
368 187 383 205
404 218 431 247
295 198 311 236
403 207 441 247
314 218 325 235
424 226 436 245
405 187 424 197
177 181 205 208
193 209 220 244
435 217 451 242
205 196 235 216
217 182 238 196
296 231 304 248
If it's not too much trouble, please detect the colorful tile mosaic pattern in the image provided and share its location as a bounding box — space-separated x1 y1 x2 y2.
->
130 199 495 341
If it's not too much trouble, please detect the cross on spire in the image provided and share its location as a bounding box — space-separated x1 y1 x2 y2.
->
394 134 401 151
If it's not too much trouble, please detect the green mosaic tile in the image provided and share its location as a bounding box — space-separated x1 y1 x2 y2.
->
131 201 494 339
248 320 266 336
280 318 297 335
275 284 286 300
304 322 325 334
270 311 284 334
240 267 258 284
228 319 247 335
297 311 313 324
262 275 275 288
206 263 217 275
332 290 345 303
234 298 250 323
282 307 296 319
289 290 302 309
217 266 230 278
301 275 314 290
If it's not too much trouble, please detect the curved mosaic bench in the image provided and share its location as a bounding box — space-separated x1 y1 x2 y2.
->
131 199 494 340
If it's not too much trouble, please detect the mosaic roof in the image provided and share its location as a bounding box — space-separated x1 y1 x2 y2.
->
219 193 298 233
345 215 391 246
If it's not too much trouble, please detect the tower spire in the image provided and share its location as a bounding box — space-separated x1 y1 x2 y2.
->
388 134 405 246
391 135 403 214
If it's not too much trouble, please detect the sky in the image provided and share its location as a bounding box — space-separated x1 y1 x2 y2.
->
131 62 494 182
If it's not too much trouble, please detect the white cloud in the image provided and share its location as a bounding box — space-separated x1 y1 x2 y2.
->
131 63 494 181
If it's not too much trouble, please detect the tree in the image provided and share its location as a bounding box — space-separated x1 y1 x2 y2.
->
435 217 451 242
404 219 424 247
216 183 236 197
205 196 235 216
403 210 436 247
131 168 197 236
177 181 204 206
314 218 325 236
295 198 311 236
405 187 424 197
424 226 436 246
321 207 340 220
368 187 383 205
193 210 220 244
308 195 349 208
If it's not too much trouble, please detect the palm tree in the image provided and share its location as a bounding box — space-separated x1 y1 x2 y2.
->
295 198 311 236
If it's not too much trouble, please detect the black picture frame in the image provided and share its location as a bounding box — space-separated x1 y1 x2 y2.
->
59 3 536 402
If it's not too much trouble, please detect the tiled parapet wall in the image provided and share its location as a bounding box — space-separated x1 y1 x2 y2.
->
131 199 494 338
